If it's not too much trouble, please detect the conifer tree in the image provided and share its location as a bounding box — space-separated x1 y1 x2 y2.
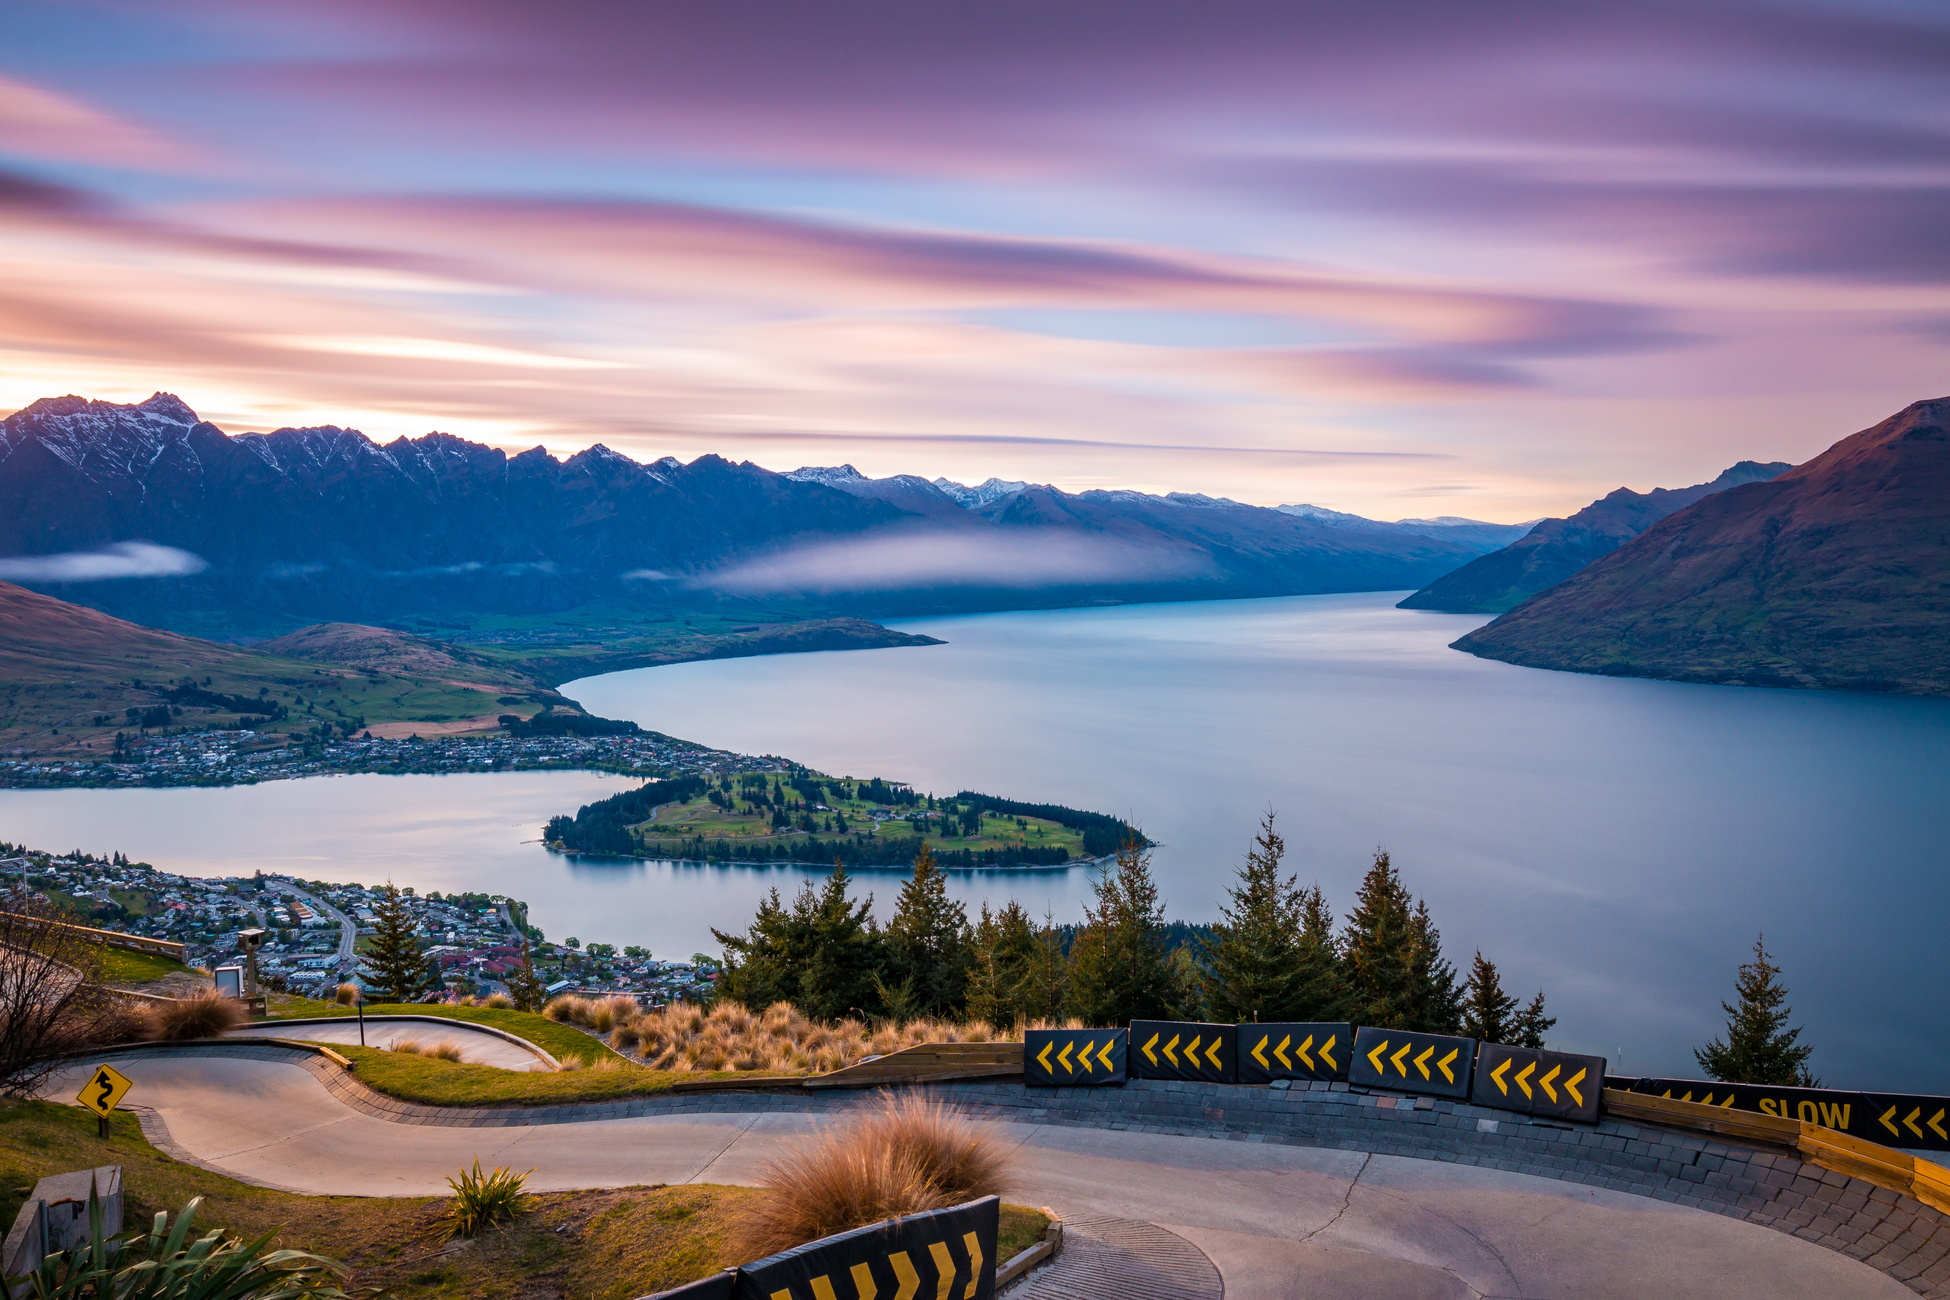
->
1511 989 1555 1049
507 940 548 1012
965 900 1037 1028
1203 812 1314 1023
1018 908 1071 1025
365 881 429 1003
1461 950 1518 1044
798 865 887 1022
883 845 971 1018
1341 851 1460 1033
1069 837 1183 1027
1695 934 1816 1085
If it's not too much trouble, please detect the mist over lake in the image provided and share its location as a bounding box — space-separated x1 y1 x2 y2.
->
5 592 1946 1088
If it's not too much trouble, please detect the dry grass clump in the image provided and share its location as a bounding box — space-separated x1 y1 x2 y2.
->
334 982 361 1006
386 1036 467 1063
144 990 248 1041
734 1094 1012 1258
481 992 515 1009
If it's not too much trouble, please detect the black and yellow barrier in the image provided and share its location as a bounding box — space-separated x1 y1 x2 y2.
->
1024 1028 1126 1086
1348 1026 1475 1099
1235 1022 1351 1084
1627 1078 1950 1153
1472 1044 1605 1124
734 1195 999 1300
1129 1020 1236 1084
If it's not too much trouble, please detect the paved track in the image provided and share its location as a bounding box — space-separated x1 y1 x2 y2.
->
227 1021 548 1071
44 1055 1907 1298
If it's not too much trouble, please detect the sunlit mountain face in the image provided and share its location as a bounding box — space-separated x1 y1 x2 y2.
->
1 0 1945 521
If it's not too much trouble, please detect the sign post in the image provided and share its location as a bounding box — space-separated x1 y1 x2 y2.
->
76 1062 134 1139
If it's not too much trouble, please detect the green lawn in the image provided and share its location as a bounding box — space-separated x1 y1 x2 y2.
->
636 786 1087 857
267 1003 628 1068
95 947 193 985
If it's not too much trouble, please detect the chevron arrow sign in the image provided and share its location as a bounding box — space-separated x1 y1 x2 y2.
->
1234 1022 1353 1085
1128 1020 1237 1084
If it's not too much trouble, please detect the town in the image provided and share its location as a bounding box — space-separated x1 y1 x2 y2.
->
0 727 789 790
0 842 721 1004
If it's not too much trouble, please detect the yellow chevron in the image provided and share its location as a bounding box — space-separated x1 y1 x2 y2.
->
962 1230 983 1299
851 1264 877 1300
811 1278 838 1300
1907 1107 1926 1140
1057 1041 1074 1075
890 1252 920 1300
1252 1035 1270 1070
1366 1039 1389 1074
1164 1034 1181 1067
1539 1063 1561 1103
1390 1042 1412 1076
1490 1056 1512 1096
1142 1032 1159 1066
1413 1045 1434 1080
770 1290 791 1300
1206 1037 1222 1069
1515 1060 1536 1101
1719 1095 1734 1108
1931 1109 1948 1141
1566 1067 1586 1109
1036 1042 1053 1073
929 1241 956 1300
1882 1106 1901 1137
1187 1034 1202 1067
1319 1035 1337 1070
1097 1039 1114 1071
1436 1047 1458 1084
1077 1040 1093 1074
1277 1035 1295 1070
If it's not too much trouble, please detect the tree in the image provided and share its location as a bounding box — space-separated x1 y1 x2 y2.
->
1069 837 1185 1027
1018 907 1071 1025
1511 989 1555 1049
1695 934 1816 1086
1461 951 1518 1044
964 900 1038 1028
712 865 887 1021
364 881 430 1003
1341 851 1460 1033
0 888 122 1096
507 941 548 1012
882 845 971 1019
1201 812 1341 1023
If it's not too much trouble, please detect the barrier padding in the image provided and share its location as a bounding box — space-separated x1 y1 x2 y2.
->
642 1272 735 1300
735 1195 999 1300
1128 1020 1236 1084
1349 1026 1475 1099
1235 1022 1351 1084
1630 1077 1950 1152
1472 1044 1606 1124
1024 1028 1127 1087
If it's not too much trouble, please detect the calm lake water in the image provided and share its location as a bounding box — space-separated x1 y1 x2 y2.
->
5 592 1947 1087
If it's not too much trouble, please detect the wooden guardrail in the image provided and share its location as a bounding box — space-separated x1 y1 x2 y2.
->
1604 1087 1950 1215
802 1041 1025 1090
0 912 185 960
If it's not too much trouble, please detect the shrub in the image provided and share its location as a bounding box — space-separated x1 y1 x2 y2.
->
482 992 514 1009
543 995 592 1024
23 1194 348 1300
590 995 638 1033
427 1039 464 1062
334 983 360 1006
735 1094 1012 1258
441 1160 532 1238
146 991 247 1042
389 1037 424 1055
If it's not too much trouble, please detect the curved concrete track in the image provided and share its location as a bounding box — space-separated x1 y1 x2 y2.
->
226 1021 550 1071
44 1053 1919 1299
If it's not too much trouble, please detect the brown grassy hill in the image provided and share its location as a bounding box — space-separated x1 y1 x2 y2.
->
0 584 548 758
1453 398 1950 695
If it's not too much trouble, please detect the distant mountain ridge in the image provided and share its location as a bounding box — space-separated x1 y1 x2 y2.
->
1276 502 1540 551
1453 399 1950 695
1397 460 1793 614
0 394 1513 632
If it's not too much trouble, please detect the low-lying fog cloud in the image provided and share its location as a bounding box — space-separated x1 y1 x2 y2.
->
701 530 1214 594
0 542 207 582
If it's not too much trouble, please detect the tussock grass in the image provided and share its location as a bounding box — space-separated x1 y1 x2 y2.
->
387 1037 467 1063
145 990 247 1041
734 1094 1012 1259
544 997 1070 1075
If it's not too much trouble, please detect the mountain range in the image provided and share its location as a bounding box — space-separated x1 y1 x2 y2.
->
0 394 1515 635
1397 461 1793 613
1454 399 1950 695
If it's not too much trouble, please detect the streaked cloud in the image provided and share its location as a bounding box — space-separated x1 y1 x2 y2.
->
700 530 1216 595
0 542 208 582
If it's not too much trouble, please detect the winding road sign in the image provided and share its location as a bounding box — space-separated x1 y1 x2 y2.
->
77 1062 133 1118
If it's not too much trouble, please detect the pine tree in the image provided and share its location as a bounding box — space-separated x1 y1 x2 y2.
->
1341 851 1460 1033
1511 989 1555 1049
798 865 887 1022
1695 934 1816 1086
883 845 971 1018
507 940 548 1012
365 881 429 1003
1461 950 1518 1044
1201 812 1308 1023
1019 907 1071 1025
965 900 1038 1028
1069 837 1183 1027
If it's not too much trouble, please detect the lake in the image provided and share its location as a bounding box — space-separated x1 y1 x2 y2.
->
4 592 1947 1088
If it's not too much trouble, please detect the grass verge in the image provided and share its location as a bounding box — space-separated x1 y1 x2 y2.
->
0 1099 753 1300
95 948 192 985
266 1002 621 1067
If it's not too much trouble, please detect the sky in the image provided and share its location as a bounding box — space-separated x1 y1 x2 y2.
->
1 0 1946 521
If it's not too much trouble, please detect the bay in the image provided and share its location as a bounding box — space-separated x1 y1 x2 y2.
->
4 591 1946 1088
